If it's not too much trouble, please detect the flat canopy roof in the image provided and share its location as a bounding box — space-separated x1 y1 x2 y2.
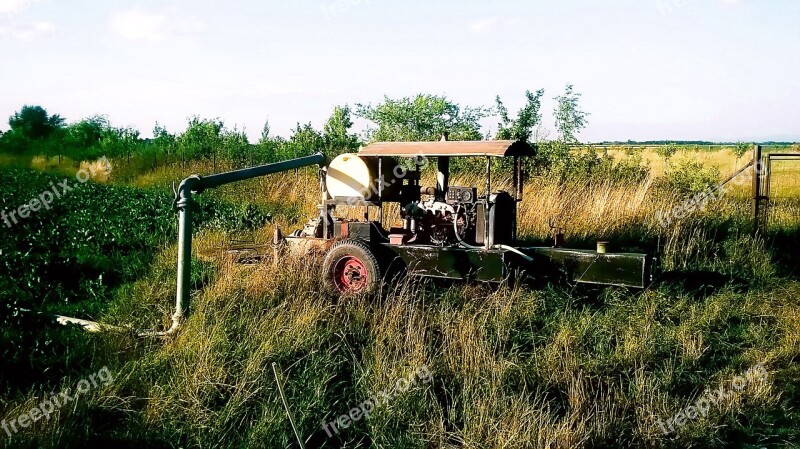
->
358 140 536 157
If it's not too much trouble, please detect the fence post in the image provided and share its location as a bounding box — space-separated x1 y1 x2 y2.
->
752 144 762 234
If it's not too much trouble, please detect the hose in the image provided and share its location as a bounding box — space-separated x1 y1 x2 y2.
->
452 204 534 263
493 244 534 262
452 204 482 250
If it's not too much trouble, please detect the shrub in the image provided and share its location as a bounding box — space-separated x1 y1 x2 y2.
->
660 160 720 195
524 141 649 184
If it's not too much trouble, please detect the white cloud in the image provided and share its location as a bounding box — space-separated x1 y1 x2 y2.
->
0 0 35 15
110 7 206 42
467 17 524 34
0 0 52 41
468 17 500 33
0 20 53 40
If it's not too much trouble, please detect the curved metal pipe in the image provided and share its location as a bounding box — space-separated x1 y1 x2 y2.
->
145 154 326 338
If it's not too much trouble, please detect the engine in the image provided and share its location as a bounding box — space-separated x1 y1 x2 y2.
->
400 186 479 246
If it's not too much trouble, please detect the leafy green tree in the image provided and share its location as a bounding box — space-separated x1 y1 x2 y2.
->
177 117 224 161
733 141 752 169
323 105 360 156
655 142 678 171
356 94 488 142
64 116 109 159
219 127 250 167
257 119 282 164
495 89 544 141
152 122 176 157
257 135 285 164
8 105 65 140
281 122 325 160
260 119 271 142
98 126 141 160
553 84 589 143
4 105 66 154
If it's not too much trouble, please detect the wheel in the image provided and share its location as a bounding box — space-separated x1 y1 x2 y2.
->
322 239 382 295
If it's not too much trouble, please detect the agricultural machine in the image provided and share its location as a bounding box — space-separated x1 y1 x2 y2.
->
160 140 652 333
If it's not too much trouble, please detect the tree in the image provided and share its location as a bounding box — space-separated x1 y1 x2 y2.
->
655 142 678 171
733 141 752 169
8 105 65 140
4 105 65 154
98 126 141 161
256 119 281 164
323 105 360 156
64 115 109 160
355 94 488 142
177 116 224 161
495 89 545 141
152 122 176 157
282 122 325 160
553 84 589 143
260 119 271 143
256 135 284 164
219 127 250 167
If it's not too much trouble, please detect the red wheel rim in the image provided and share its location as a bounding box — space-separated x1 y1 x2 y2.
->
333 255 369 293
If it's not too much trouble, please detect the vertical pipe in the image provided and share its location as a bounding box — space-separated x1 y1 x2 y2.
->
765 156 772 229
158 154 326 337
320 167 329 239
485 157 492 195
436 157 450 201
174 201 192 323
378 157 383 224
485 156 491 249
513 156 523 201
512 156 520 241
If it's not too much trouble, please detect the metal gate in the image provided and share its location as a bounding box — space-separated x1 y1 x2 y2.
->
752 145 800 233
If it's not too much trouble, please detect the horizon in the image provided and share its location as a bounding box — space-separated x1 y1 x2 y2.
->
1 0 798 143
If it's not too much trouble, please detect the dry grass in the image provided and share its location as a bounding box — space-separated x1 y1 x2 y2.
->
6 241 790 448
2 148 800 448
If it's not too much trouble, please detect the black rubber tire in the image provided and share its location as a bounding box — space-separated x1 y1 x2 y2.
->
322 239 382 295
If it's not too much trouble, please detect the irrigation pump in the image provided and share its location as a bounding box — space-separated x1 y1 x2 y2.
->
160 140 654 335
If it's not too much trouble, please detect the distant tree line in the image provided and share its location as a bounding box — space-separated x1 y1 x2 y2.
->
596 140 793 146
0 85 656 182
0 104 362 169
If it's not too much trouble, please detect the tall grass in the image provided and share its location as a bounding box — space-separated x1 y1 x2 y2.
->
5 244 796 448
2 151 799 448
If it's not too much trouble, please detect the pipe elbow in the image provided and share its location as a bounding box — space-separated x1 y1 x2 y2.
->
175 175 202 210
178 175 202 195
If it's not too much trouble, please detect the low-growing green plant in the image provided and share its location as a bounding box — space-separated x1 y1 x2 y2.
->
0 168 280 396
659 160 721 195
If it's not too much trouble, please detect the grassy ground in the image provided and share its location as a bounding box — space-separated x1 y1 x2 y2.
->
598 146 800 198
1 148 799 448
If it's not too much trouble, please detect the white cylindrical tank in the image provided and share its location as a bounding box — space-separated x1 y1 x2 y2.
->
326 154 400 200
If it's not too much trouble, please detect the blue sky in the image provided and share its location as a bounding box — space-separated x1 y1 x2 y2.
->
1 0 798 142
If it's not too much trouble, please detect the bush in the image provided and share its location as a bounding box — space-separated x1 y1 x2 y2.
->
599 150 651 183
523 141 650 184
660 160 720 195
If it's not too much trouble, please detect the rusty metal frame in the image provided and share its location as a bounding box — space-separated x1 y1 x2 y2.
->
753 146 800 233
358 140 536 157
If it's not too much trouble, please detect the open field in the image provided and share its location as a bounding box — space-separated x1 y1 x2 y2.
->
3 0 798 445
1 146 800 448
